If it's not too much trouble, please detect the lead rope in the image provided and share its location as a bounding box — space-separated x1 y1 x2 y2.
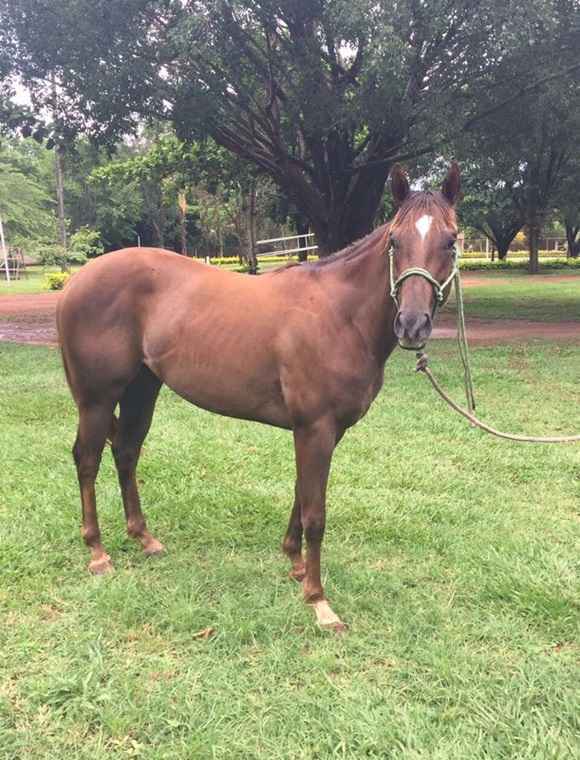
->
453 267 476 416
415 270 580 444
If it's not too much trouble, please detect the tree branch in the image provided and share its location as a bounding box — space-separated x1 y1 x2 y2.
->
463 61 580 131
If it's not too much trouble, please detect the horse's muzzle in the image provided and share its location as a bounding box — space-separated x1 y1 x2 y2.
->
394 310 432 349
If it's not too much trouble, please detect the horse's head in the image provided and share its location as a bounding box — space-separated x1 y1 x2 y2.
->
388 162 461 350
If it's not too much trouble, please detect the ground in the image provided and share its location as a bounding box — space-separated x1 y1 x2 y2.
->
1 269 579 759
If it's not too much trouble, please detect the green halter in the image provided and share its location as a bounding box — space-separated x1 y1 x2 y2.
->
386 239 476 415
387 243 460 313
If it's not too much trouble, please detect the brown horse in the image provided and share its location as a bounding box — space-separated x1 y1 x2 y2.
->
57 163 461 630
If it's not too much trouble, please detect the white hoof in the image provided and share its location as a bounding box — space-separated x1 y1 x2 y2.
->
312 599 347 632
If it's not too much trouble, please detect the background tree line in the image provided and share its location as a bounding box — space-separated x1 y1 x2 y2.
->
0 0 578 273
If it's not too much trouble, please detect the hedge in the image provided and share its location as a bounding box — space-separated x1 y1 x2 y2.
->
459 258 580 271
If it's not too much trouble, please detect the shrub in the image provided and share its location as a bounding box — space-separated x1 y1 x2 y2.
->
69 226 104 258
45 272 71 290
459 257 580 272
35 242 87 269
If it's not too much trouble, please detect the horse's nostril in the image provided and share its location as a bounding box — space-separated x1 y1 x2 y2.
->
394 311 432 344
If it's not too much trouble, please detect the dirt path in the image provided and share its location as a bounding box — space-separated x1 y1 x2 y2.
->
0 289 579 347
434 315 580 343
0 292 60 346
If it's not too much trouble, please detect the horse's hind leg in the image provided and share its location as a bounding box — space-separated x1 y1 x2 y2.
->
73 401 116 575
282 483 306 581
111 365 164 556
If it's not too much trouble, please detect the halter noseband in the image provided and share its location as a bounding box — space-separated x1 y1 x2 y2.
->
387 241 460 314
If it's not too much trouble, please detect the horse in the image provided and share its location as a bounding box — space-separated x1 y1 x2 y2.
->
57 162 461 631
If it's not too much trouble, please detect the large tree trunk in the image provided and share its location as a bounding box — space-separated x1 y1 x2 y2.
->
480 220 522 262
527 223 541 274
289 164 392 255
296 218 310 262
54 145 69 273
564 219 579 258
151 219 165 248
495 232 518 261
178 190 188 255
246 180 258 275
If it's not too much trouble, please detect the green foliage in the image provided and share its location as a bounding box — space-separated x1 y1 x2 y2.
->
3 0 573 251
62 140 144 251
0 139 55 245
69 226 103 258
44 271 70 289
35 242 86 269
459 258 580 272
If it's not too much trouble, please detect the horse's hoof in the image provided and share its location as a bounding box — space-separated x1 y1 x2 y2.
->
311 599 346 632
143 538 165 556
88 555 114 575
320 620 349 634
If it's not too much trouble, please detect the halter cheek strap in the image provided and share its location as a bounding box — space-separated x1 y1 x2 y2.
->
387 243 460 313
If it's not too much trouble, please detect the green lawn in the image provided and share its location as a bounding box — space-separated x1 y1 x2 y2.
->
0 267 82 296
1 341 579 758
0 268 49 295
445 271 580 323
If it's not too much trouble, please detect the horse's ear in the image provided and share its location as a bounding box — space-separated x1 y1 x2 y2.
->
441 161 461 205
390 164 410 206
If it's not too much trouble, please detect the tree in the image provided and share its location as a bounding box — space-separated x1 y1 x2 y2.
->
453 65 580 272
555 158 580 257
3 0 577 253
458 161 523 260
93 132 269 267
0 139 55 248
64 140 145 250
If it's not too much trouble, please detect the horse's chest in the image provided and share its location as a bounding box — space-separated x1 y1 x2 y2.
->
331 361 384 427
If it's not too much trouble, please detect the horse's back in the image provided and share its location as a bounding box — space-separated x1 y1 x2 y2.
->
57 248 292 418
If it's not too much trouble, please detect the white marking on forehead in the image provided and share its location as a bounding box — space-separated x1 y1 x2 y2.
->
415 215 433 240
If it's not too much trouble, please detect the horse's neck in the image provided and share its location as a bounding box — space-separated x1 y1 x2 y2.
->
321 230 396 363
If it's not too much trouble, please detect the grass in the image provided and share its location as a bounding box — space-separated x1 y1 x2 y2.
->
0 267 82 296
1 341 579 759
445 270 580 323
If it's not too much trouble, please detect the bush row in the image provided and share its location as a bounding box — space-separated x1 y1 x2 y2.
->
460 250 569 260
459 258 580 271
209 251 574 265
209 254 296 265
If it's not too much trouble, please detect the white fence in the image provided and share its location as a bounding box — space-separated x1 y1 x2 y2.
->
256 233 318 258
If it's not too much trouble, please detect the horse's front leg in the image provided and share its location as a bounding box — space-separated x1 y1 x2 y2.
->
293 420 346 632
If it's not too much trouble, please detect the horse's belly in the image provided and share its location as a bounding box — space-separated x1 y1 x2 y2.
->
144 341 291 429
